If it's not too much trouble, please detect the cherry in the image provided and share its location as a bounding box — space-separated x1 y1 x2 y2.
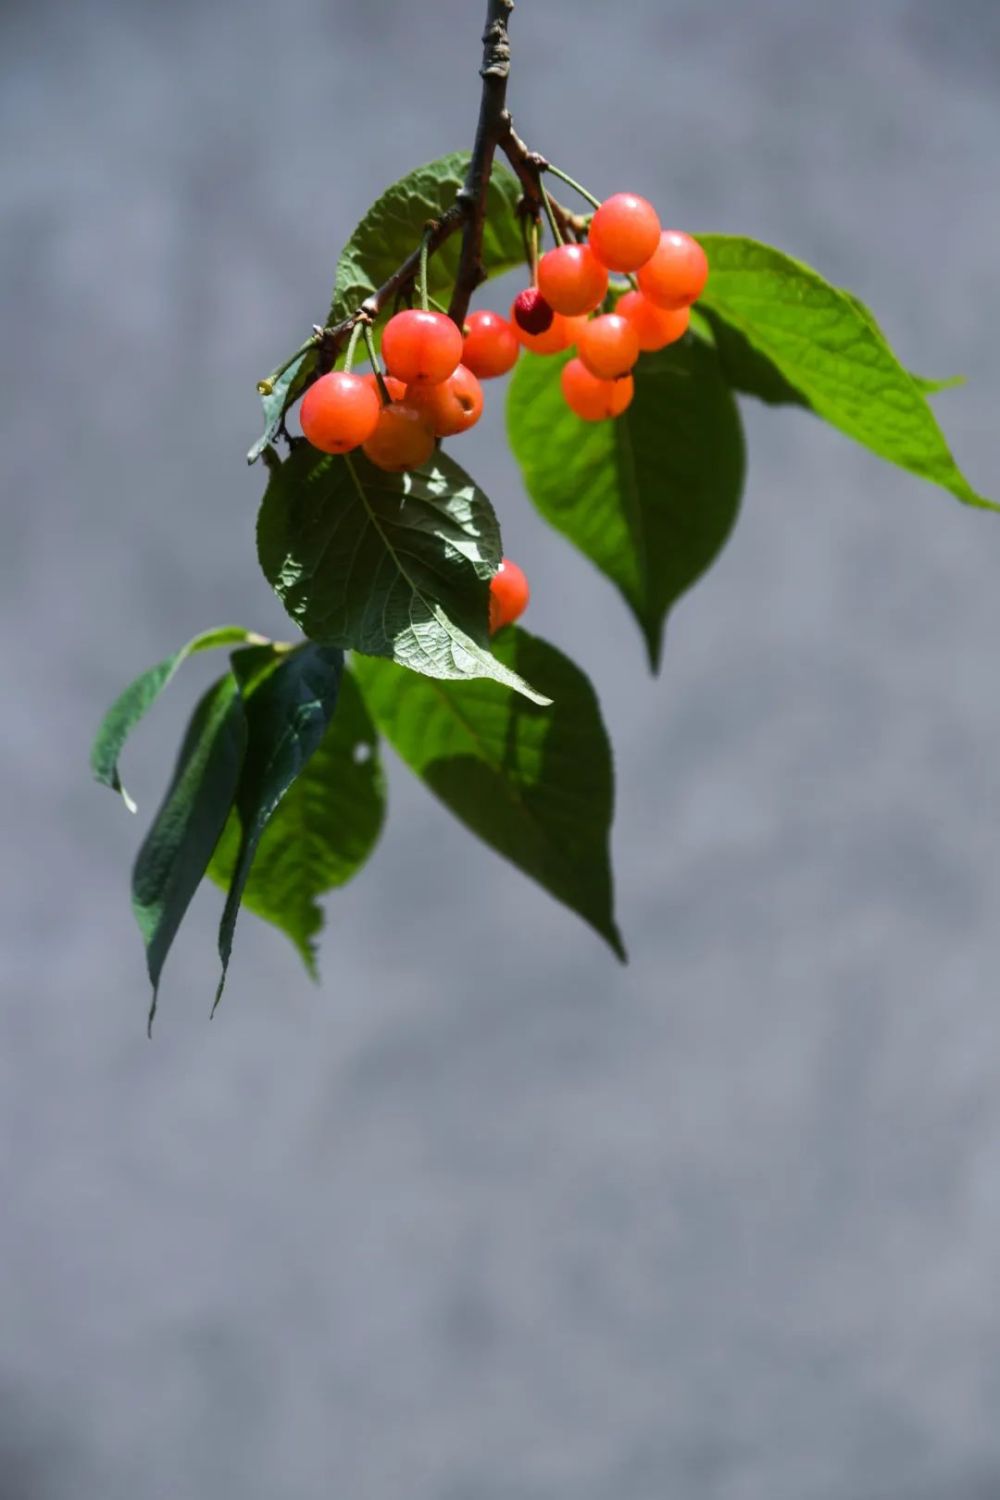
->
405 364 484 437
381 309 463 385
616 291 689 352
512 288 555 336
576 313 640 380
511 304 589 356
561 358 634 422
361 402 435 472
361 371 407 404
462 310 520 379
636 230 709 309
587 192 661 273
537 244 608 317
488 557 530 634
299 371 381 454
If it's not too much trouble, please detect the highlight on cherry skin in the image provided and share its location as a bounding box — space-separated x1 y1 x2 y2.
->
576 313 641 380
299 371 381 455
488 557 530 634
637 229 710 310
382 308 464 385
537 243 608 317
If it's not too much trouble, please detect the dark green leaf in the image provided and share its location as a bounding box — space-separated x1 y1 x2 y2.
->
132 673 247 1031
695 234 993 510
507 338 745 671
248 349 316 465
329 153 525 326
353 628 624 960
257 442 550 704
208 665 385 975
211 643 345 1007
91 625 262 812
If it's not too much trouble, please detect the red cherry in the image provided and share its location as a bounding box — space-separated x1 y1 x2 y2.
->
382 309 463 385
361 402 435 472
636 230 709 309
462 310 520 379
511 304 589 356
560 358 634 422
576 313 640 380
512 288 554 336
299 371 381 454
361 371 407 404
488 557 530 634
536 244 609 316
405 364 484 437
587 193 661 273
616 291 689 352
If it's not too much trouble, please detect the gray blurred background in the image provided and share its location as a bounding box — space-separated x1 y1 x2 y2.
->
3 1 1000 1495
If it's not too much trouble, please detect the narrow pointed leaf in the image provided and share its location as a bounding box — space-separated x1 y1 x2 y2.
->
353 629 624 960
248 350 314 464
257 442 550 704
695 234 993 510
329 153 524 326
507 339 744 671
91 626 261 812
208 666 385 975
131 673 247 1030
211 643 345 1007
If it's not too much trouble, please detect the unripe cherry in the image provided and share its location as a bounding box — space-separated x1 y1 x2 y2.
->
488 557 530 634
587 192 661 273
576 313 640 380
636 230 709 309
382 309 463 385
561 358 634 422
537 243 609 316
616 291 690 352
462 310 520 379
361 402 435 472
511 304 589 356
512 287 554 336
299 371 381 454
405 364 484 437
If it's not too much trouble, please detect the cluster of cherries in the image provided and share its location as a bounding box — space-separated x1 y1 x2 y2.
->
296 191 708 631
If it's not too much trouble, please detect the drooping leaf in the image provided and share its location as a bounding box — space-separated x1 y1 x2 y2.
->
329 153 525 326
257 442 550 704
90 625 263 812
131 672 247 1031
248 349 315 465
208 666 385 975
507 338 745 671
695 234 993 510
210 642 345 1007
353 628 624 959
697 306 809 408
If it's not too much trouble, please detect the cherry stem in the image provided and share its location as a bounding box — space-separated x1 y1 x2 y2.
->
543 162 602 212
362 323 391 405
257 334 320 395
343 321 364 372
539 181 563 247
419 233 431 313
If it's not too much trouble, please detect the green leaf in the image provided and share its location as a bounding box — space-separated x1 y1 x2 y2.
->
697 306 809 408
210 642 345 1007
353 628 624 959
507 338 745 671
132 672 247 1032
90 625 263 812
695 234 993 510
329 153 525 326
208 665 385 976
257 442 550 705
248 349 315 465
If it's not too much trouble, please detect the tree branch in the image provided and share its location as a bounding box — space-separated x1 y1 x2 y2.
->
447 0 516 328
497 115 589 244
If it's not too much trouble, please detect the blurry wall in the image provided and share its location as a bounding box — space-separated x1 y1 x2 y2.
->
2 1 1000 1496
